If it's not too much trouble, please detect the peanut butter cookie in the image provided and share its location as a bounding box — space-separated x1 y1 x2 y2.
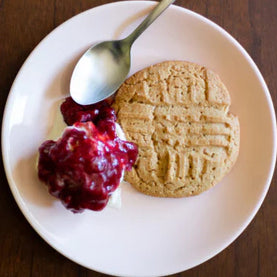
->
113 61 240 197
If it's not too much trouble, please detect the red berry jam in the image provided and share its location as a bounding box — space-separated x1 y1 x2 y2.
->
60 97 116 137
38 97 138 213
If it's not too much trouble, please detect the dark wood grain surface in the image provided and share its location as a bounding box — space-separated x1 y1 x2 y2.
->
0 0 276 276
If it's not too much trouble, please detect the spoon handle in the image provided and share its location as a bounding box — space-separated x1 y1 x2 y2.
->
125 0 176 45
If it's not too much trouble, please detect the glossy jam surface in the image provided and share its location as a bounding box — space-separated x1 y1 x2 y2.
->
60 97 117 138
38 98 138 213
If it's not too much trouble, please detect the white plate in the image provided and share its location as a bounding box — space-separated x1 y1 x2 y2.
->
2 1 276 276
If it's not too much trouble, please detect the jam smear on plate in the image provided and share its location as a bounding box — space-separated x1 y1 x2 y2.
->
38 97 138 213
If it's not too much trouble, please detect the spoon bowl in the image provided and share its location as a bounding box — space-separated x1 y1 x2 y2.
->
70 40 131 105
70 0 175 105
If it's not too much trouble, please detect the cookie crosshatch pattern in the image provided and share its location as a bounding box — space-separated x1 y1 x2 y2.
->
113 61 240 197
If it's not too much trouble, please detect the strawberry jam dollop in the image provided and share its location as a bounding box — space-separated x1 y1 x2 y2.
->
38 97 138 213
38 121 138 212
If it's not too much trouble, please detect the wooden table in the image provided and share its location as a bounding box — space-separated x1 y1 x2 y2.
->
0 0 276 276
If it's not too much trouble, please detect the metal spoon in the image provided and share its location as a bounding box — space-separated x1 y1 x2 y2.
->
70 0 175 105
